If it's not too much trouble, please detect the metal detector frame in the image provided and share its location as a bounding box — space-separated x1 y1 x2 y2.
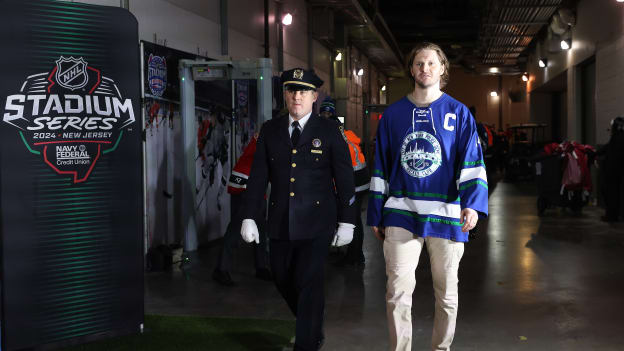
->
178 58 272 251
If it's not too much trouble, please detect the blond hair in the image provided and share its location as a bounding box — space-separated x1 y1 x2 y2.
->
405 42 450 89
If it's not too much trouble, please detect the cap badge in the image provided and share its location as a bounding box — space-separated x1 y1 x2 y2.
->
312 138 322 147
293 69 304 80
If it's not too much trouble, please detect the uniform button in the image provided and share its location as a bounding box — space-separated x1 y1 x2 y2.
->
290 177 295 182
292 149 297 154
292 163 296 167
316 201 320 205
290 192 295 197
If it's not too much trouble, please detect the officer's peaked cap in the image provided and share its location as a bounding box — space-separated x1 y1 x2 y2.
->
281 68 323 91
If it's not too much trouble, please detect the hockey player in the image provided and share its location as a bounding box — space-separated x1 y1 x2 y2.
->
367 42 489 351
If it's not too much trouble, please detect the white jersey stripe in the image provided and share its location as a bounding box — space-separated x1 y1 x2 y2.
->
370 176 389 195
384 196 462 219
227 182 246 189
355 183 370 192
457 166 487 187
231 170 249 179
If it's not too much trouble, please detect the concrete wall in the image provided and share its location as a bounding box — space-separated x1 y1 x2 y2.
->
526 0 624 144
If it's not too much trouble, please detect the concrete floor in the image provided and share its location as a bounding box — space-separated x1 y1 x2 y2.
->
145 178 624 350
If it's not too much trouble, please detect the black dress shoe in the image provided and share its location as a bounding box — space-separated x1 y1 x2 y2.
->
255 268 273 281
212 269 236 286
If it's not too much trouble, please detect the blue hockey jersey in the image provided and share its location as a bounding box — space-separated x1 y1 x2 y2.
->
367 94 488 242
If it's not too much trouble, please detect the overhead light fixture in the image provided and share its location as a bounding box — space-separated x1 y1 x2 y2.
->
282 13 293 26
560 39 571 50
335 52 342 61
357 68 364 76
490 91 498 97
522 73 528 82
538 58 547 68
618 0 624 3
381 85 386 91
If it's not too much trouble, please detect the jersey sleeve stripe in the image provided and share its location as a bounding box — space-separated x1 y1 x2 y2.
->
463 160 485 167
370 176 389 195
459 179 488 191
457 166 488 186
230 170 249 179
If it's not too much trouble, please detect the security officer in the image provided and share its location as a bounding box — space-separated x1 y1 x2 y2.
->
239 68 356 350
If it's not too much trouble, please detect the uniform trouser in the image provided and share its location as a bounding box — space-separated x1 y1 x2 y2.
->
383 226 464 351
345 191 366 262
216 193 269 272
270 232 333 351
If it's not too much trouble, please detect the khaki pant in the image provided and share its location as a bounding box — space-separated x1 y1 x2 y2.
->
383 226 464 351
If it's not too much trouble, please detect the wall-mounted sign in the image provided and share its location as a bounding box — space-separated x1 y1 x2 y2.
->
147 54 167 97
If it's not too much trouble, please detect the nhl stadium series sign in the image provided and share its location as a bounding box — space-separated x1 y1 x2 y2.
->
3 55 136 183
0 1 144 350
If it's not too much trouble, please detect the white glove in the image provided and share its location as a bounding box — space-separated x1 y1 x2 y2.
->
241 219 259 244
332 222 355 247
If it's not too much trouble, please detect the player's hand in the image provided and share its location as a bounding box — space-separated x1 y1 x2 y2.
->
372 226 385 241
460 208 478 233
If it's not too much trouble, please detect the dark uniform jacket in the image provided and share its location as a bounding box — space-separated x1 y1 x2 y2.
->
241 114 355 240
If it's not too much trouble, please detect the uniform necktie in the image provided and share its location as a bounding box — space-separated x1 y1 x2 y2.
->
291 121 301 146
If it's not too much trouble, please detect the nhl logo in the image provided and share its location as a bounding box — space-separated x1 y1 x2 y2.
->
293 69 304 80
55 56 89 91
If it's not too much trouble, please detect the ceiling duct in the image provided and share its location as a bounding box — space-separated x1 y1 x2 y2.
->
477 0 563 74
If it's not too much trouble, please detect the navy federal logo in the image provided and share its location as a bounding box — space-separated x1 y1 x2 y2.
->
54 56 89 91
2 56 136 183
293 69 304 80
400 131 442 178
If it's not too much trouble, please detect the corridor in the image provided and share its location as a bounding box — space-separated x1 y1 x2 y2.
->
146 179 624 351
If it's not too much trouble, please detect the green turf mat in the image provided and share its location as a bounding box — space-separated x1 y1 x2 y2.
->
60 314 295 351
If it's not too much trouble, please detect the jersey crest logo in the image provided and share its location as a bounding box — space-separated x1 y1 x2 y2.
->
400 131 442 178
